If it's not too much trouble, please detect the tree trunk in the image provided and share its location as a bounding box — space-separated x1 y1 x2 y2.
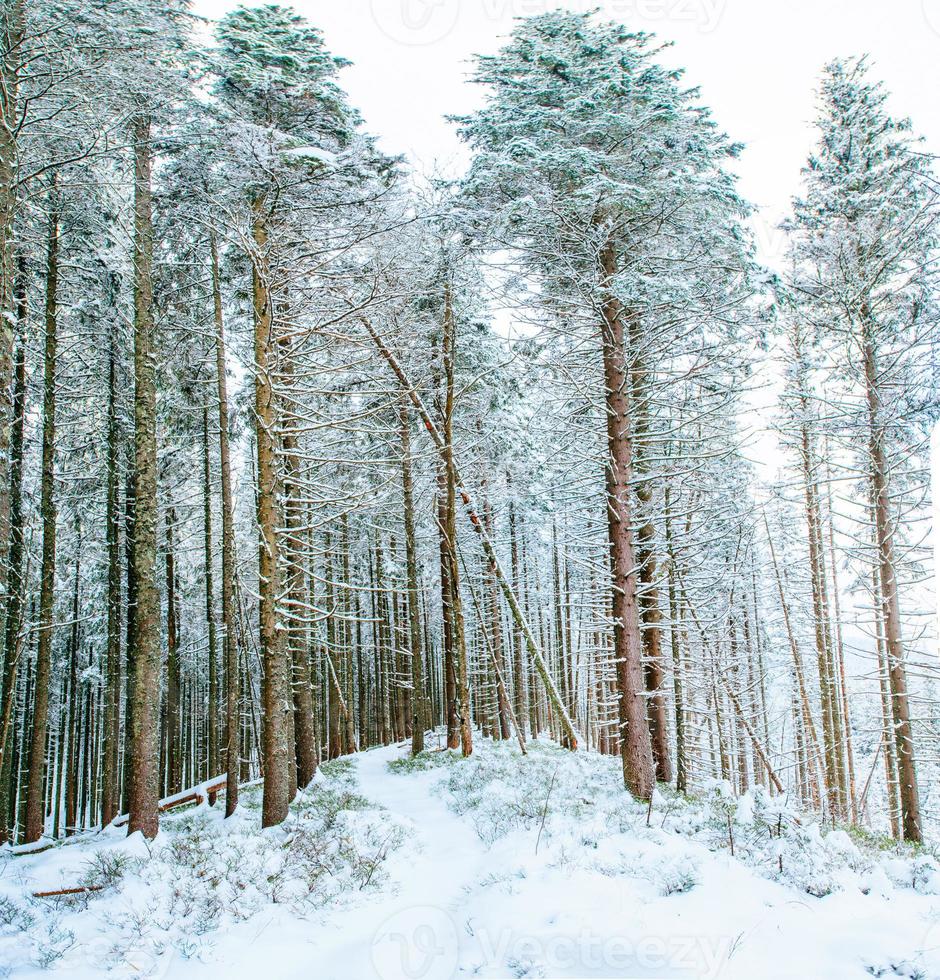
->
126 115 161 840
437 465 459 749
0 1 24 609
598 238 654 800
486 523 512 742
64 548 80 834
326 535 344 757
764 513 827 802
508 494 528 740
164 509 182 797
202 408 219 779
863 322 920 843
400 396 426 755
101 334 122 826
441 285 472 757
798 413 843 818
210 232 240 817
873 560 901 838
0 256 27 842
664 487 687 793
824 451 856 819
24 196 59 843
339 515 358 753
626 322 671 785
252 201 291 827
281 376 317 787
552 521 571 722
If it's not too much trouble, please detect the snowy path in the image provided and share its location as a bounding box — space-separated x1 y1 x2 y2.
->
311 743 485 980
183 741 485 980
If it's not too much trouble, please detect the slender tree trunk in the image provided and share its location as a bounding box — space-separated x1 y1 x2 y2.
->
824 452 856 819
24 195 59 843
339 514 357 753
764 513 827 793
0 256 27 842
281 378 317 787
252 200 291 827
202 408 219 779
441 285 473 757
437 468 458 749
400 396 426 755
0 1 24 604
862 325 920 843
101 335 122 825
798 413 843 818
628 322 671 785
165 509 182 797
326 535 343 757
551 521 570 721
210 232 240 817
599 238 654 800
64 548 80 834
126 115 161 840
434 337 458 750
873 560 901 838
664 487 687 793
508 494 528 740
481 464 510 742
122 468 135 814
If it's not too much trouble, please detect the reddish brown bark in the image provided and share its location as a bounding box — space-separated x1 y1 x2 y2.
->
252 201 291 827
598 239 654 799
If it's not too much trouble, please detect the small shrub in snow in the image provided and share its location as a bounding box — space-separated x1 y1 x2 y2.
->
475 867 527 893
0 895 33 932
657 859 699 896
387 749 460 774
507 953 547 977
865 959 928 979
33 920 75 968
81 850 131 890
883 854 940 894
703 780 740 855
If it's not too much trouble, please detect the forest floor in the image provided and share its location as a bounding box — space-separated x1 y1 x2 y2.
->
2 737 940 978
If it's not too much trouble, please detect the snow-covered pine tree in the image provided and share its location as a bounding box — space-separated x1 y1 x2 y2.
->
211 3 379 827
455 10 754 800
786 56 939 843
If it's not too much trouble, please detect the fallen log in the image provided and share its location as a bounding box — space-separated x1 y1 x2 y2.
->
112 774 228 828
32 885 105 899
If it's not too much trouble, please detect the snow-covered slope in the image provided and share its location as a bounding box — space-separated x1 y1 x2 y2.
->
3 738 939 978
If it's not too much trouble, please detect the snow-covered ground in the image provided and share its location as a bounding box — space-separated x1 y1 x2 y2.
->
3 738 940 979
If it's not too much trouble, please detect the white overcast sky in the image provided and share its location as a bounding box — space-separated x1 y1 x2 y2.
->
193 0 940 267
